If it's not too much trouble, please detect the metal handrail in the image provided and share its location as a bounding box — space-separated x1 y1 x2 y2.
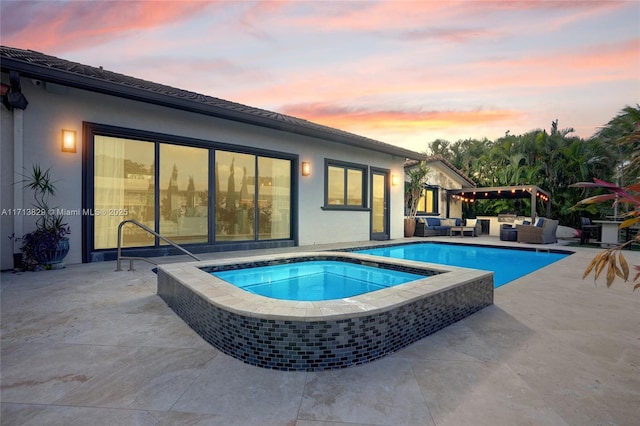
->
116 219 201 271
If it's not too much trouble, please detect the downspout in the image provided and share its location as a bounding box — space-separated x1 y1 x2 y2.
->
13 109 24 251
5 70 29 254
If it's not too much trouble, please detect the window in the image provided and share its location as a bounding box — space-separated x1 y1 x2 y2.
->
90 125 293 253
325 160 367 209
416 186 438 214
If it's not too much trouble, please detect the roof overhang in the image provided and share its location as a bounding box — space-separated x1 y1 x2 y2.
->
405 156 477 188
1 49 423 161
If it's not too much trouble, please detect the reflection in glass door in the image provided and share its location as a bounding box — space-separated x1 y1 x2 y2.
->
371 169 389 240
159 144 208 244
90 126 295 259
94 136 155 249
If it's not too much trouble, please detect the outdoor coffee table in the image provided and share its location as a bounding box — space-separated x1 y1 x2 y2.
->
449 226 476 237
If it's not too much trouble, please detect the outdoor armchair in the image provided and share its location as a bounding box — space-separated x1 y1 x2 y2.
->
516 218 559 244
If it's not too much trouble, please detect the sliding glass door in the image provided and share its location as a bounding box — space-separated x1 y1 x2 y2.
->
92 133 292 251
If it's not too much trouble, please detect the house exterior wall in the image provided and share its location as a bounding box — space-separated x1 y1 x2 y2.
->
0 74 405 269
426 163 465 219
1 97 14 269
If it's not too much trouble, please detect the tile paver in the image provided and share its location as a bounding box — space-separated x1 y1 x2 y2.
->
2 236 638 425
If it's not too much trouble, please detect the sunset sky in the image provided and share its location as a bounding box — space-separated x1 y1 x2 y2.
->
2 0 638 153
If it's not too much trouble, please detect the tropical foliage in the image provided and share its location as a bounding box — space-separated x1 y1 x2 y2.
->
405 161 430 219
19 164 71 270
427 104 639 290
427 105 639 229
570 179 640 290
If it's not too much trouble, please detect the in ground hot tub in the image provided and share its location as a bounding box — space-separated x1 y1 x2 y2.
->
157 252 493 371
212 259 427 301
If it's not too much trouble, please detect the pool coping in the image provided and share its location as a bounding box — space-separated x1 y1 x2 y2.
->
157 251 494 322
336 239 576 256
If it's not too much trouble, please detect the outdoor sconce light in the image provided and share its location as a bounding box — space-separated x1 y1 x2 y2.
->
391 174 399 186
61 129 77 153
301 161 311 176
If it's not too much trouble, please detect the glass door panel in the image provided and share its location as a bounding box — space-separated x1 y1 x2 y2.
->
159 144 208 244
371 170 389 240
94 136 155 249
215 151 255 241
258 157 291 240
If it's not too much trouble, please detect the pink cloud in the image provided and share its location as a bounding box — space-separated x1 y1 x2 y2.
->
222 36 638 113
282 0 629 35
466 38 640 89
398 27 502 43
281 103 523 133
1 1 211 53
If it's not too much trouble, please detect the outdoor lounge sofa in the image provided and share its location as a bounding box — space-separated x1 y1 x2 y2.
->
414 217 482 237
414 217 462 236
516 218 559 244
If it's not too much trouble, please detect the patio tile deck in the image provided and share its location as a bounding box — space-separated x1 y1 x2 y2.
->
1 236 639 425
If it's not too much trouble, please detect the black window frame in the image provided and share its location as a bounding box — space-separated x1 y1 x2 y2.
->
416 185 439 216
82 122 298 262
322 159 369 211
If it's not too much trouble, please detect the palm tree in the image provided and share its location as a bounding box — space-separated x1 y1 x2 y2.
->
592 104 640 187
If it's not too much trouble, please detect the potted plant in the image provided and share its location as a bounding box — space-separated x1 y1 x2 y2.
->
404 161 430 237
571 178 639 289
20 164 70 270
8 233 23 270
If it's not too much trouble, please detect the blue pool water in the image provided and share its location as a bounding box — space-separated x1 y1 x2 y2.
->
356 243 569 287
212 260 425 301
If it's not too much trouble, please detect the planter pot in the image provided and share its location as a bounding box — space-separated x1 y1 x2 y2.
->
404 218 416 237
34 237 69 266
13 253 23 270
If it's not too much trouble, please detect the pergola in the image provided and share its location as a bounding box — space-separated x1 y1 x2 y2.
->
447 185 551 222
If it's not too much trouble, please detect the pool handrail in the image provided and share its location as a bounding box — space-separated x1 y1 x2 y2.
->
116 219 201 271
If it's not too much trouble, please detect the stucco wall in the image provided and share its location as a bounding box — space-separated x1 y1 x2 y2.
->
408 163 466 219
0 75 405 269
1 97 14 269
426 163 465 219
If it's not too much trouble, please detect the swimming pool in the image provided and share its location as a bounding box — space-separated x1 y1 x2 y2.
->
356 242 571 287
212 260 426 301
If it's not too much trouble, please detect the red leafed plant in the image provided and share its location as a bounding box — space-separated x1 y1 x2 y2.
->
571 179 640 290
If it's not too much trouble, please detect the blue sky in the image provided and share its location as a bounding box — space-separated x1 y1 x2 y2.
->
2 0 638 153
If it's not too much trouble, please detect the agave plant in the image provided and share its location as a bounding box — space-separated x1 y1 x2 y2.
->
571 178 640 290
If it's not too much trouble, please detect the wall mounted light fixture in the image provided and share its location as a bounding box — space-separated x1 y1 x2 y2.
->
391 174 399 186
301 161 311 176
61 129 77 153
